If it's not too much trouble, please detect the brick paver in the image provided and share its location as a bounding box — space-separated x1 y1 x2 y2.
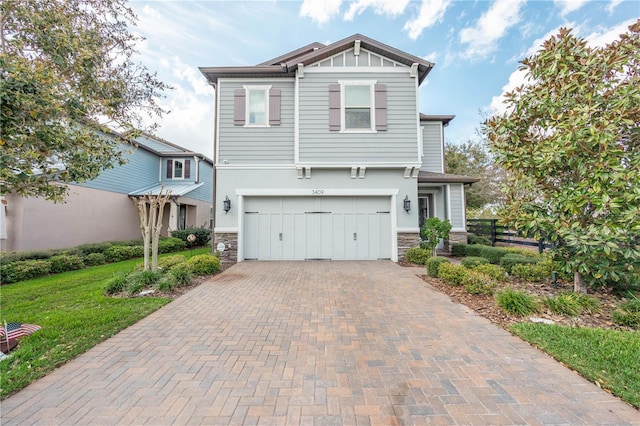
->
1 261 638 425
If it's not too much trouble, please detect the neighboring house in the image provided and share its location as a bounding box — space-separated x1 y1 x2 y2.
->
200 34 477 262
0 132 213 252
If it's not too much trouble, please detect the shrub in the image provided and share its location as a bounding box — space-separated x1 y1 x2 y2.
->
543 293 584 316
103 245 144 262
612 298 640 329
464 244 485 257
473 264 508 282
83 253 106 266
426 257 450 278
438 263 469 286
451 244 467 257
405 247 431 265
104 275 128 295
130 270 163 287
468 234 492 246
462 270 497 295
171 265 192 286
157 255 187 271
420 218 452 256
478 246 511 264
170 227 211 247
157 275 178 292
511 263 549 283
505 247 541 258
500 254 539 273
185 254 220 275
0 260 51 283
49 254 85 273
461 256 489 269
76 242 113 255
0 249 56 263
496 288 539 316
157 237 187 254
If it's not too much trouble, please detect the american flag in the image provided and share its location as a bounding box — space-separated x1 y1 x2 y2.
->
1 322 41 341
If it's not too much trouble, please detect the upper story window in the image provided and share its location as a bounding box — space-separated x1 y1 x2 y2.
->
166 159 190 180
234 85 281 127
329 81 387 132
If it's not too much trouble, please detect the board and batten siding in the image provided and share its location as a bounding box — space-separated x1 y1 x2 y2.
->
421 122 443 173
449 184 465 229
80 144 159 194
298 72 419 164
218 79 295 164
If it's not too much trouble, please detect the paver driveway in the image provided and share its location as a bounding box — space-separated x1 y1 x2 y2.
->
2 261 638 425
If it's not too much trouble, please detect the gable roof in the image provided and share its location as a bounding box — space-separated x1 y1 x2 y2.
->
200 34 434 86
131 132 213 165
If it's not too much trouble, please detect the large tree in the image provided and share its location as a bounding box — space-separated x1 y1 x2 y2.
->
484 20 640 293
445 139 504 212
1 0 169 201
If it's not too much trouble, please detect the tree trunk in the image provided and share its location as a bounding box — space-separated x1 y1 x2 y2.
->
574 271 588 294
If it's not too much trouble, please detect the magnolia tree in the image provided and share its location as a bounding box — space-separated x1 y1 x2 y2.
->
484 20 640 293
132 188 172 271
1 0 168 201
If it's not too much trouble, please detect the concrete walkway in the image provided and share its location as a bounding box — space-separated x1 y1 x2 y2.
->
1 261 638 425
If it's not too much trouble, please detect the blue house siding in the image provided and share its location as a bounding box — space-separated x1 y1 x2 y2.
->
80 144 159 194
184 162 213 203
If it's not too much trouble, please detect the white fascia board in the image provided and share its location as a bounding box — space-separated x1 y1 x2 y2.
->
304 67 409 75
215 81 221 165
217 77 295 83
217 164 297 170
236 188 400 196
415 76 421 164
294 163 421 168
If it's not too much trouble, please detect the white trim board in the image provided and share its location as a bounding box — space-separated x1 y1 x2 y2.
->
236 188 400 196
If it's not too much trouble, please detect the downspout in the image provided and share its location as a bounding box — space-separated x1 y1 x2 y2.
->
210 81 218 254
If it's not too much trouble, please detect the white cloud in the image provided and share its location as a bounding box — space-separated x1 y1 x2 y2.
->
459 0 525 60
423 51 438 63
299 0 342 24
344 0 409 20
553 0 588 17
403 0 451 40
487 18 635 117
584 18 637 47
605 0 623 14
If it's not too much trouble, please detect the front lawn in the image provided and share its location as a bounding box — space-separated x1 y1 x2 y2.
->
510 323 640 409
0 248 209 399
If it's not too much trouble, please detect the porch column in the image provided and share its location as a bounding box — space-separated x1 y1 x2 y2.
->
169 201 179 232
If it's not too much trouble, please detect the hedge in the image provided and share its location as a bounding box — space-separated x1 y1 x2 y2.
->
405 247 431 265
426 257 450 278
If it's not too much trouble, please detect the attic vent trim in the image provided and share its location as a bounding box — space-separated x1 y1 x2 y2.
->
354 40 361 56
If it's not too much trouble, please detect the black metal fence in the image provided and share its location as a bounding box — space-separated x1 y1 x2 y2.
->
467 219 549 253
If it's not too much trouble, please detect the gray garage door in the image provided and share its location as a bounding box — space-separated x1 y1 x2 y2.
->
243 196 391 260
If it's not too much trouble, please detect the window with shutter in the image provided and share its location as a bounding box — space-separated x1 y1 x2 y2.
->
166 159 173 179
329 81 386 132
236 85 281 127
184 159 191 179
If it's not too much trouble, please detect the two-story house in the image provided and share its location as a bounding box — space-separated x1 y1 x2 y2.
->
200 34 477 262
0 132 213 252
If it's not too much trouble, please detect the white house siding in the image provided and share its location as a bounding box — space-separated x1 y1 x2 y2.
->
420 122 443 173
2 185 141 252
298 71 419 164
217 79 295 164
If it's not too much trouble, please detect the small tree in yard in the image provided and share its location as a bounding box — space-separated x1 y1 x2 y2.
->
484 20 640 293
132 188 172 271
421 218 452 257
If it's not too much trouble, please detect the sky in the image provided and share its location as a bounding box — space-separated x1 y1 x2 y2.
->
127 0 639 158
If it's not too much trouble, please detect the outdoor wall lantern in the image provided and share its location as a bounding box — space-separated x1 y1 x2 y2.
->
223 196 231 214
403 195 411 213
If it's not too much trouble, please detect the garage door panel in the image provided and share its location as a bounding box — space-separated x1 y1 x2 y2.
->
243 196 391 261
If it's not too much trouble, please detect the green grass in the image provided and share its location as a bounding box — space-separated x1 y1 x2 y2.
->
0 248 210 399
510 323 640 408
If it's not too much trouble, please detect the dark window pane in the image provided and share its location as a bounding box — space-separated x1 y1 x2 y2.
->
345 108 371 129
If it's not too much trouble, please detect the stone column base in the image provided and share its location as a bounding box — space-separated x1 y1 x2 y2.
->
397 232 420 261
214 232 238 263
443 231 469 254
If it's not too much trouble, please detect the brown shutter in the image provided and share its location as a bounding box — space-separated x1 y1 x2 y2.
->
234 89 245 125
375 84 387 131
166 159 173 179
269 88 281 125
184 159 191 179
329 84 341 131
